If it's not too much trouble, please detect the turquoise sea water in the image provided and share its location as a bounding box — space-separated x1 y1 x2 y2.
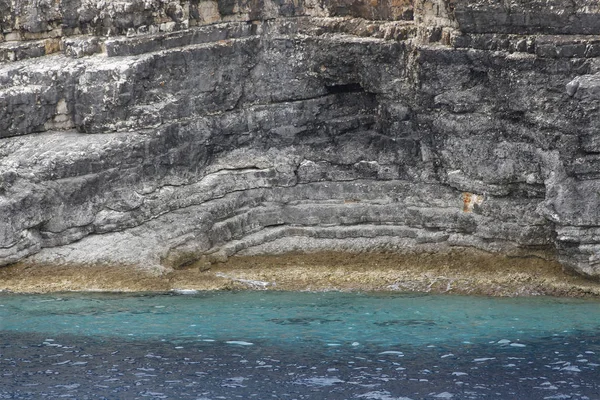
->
1 291 600 399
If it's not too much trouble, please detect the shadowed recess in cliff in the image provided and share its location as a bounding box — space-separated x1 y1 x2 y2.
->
325 82 365 94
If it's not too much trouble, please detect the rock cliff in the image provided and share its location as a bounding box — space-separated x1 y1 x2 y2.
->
1 0 600 277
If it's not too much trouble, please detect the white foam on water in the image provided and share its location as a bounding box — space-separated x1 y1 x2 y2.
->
510 343 526 348
140 391 166 399
451 372 467 376
298 377 345 387
497 339 511 345
172 289 199 295
534 382 558 390
433 392 454 398
221 376 247 388
225 341 254 346
379 351 404 356
473 358 496 362
357 390 414 400
55 384 80 389
560 366 581 372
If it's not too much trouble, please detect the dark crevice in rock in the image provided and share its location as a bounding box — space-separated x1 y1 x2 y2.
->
325 82 364 94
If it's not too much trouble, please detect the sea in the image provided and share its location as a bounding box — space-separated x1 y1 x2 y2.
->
1 291 599 399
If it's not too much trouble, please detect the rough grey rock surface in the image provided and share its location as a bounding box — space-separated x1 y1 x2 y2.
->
1 0 600 277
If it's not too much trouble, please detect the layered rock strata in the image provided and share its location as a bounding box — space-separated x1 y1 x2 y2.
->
1 0 600 277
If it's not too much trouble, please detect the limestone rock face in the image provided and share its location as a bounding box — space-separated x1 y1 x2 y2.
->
1 0 600 277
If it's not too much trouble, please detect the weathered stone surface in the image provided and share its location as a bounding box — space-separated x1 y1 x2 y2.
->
1 0 600 278
452 0 600 35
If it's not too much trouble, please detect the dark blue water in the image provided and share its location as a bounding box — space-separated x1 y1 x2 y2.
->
1 291 600 399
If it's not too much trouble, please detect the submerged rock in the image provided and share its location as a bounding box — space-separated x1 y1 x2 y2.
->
1 0 600 279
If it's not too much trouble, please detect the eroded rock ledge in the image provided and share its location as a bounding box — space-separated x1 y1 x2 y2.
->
1 0 600 278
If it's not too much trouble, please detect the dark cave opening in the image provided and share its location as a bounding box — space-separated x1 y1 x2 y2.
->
325 82 364 94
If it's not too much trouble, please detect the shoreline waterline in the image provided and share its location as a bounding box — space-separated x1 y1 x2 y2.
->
1 249 600 297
